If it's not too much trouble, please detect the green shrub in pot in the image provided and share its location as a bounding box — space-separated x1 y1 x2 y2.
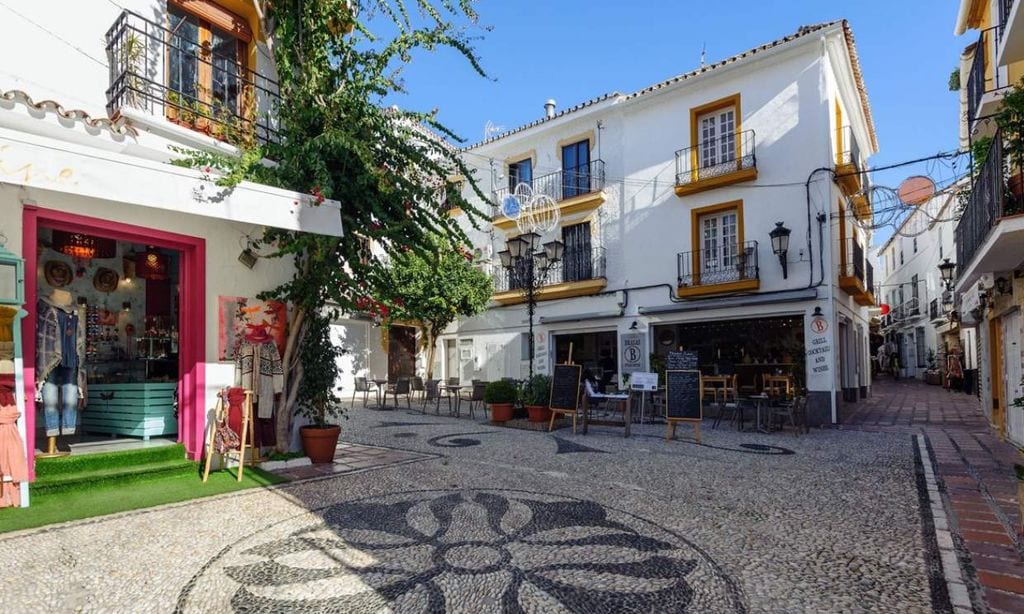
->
521 374 552 407
484 379 518 405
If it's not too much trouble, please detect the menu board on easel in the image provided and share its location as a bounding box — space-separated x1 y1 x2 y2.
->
665 370 702 420
664 367 703 443
549 363 582 412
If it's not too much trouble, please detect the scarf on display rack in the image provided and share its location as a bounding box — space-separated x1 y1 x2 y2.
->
234 341 284 420
0 381 27 508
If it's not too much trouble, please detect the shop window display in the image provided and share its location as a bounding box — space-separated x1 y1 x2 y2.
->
35 229 180 454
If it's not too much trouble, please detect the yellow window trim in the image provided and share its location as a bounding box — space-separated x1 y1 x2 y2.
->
688 200 745 288
688 93 742 182
492 190 606 232
834 101 843 165
493 278 607 305
555 131 596 164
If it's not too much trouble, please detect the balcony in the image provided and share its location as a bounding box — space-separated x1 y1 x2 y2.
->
676 241 760 298
997 0 1024 75
966 26 1010 135
674 130 757 197
105 10 281 148
492 247 607 305
929 298 940 321
839 237 873 305
490 160 606 231
954 130 1024 290
863 261 876 306
835 126 863 196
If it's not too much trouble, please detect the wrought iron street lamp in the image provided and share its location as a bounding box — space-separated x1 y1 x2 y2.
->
937 258 956 290
499 235 564 379
769 222 791 279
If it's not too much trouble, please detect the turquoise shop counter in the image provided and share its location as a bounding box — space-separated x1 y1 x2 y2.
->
81 383 178 440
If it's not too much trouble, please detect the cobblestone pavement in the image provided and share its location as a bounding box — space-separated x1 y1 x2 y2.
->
842 379 1024 613
1 395 946 613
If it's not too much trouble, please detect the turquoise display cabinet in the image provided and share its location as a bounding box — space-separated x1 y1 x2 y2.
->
0 238 29 507
82 383 178 440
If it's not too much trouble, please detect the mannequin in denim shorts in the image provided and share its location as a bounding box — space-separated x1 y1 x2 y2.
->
36 289 85 438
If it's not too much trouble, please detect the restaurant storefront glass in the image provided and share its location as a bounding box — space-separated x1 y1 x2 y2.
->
554 331 618 391
651 315 805 393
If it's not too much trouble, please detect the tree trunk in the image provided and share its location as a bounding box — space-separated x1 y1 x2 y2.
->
425 329 437 380
274 304 305 453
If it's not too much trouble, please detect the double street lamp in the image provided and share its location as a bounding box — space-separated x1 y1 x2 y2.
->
497 232 564 379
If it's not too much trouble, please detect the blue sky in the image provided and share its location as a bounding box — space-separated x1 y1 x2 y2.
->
386 1 973 246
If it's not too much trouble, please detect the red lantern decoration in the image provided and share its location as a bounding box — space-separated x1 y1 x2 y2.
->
880 304 891 316
136 246 169 280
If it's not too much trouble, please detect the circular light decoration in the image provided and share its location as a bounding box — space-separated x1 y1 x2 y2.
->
897 175 935 207
517 193 560 235
500 194 521 219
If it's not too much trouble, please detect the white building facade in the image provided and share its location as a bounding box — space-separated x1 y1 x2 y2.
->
876 188 978 381
0 0 343 494
431 21 878 425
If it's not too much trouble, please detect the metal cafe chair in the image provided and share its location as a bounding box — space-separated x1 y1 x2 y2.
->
712 376 741 429
411 376 426 402
352 376 376 407
466 382 487 419
390 378 413 409
770 395 807 435
423 379 451 415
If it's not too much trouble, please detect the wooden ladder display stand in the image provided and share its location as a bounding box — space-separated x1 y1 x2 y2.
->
202 389 256 483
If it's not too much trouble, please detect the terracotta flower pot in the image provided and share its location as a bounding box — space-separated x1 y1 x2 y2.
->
526 405 551 423
300 425 341 464
490 403 514 423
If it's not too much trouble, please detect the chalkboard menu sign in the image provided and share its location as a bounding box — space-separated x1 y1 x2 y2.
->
549 363 583 411
665 369 702 420
666 350 699 371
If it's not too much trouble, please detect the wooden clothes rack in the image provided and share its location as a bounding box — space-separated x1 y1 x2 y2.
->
202 388 257 482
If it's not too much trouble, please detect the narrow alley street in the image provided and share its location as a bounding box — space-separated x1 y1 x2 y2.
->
843 379 1024 613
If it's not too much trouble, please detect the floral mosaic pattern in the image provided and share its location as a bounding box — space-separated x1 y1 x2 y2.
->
177 489 744 612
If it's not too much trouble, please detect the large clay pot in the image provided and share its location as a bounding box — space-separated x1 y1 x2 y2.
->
490 403 514 423
300 425 341 464
526 405 551 423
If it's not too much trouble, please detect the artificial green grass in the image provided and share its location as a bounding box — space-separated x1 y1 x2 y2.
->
35 444 187 478
32 459 198 495
0 465 287 534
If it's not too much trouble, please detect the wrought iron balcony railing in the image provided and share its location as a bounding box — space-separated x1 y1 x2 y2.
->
866 261 874 296
929 298 940 321
674 129 756 187
837 125 861 169
491 160 606 218
493 247 607 294
677 241 759 288
999 0 1014 43
105 10 281 147
966 26 1007 128
840 237 865 283
955 130 1024 278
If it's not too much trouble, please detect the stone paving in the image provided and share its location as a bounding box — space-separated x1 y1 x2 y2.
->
842 378 1024 614
2 400 937 613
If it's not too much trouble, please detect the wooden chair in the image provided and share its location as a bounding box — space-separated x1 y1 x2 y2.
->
203 388 256 483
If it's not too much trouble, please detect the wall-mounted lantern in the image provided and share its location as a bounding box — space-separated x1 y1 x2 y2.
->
769 222 791 279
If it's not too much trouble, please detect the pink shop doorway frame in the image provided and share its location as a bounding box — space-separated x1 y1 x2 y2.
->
22 206 207 479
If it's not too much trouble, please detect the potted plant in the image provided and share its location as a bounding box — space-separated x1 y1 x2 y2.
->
522 374 552 422
484 379 518 423
297 312 346 463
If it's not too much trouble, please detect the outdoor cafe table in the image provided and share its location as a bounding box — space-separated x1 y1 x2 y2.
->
371 378 389 408
739 393 772 433
441 383 466 416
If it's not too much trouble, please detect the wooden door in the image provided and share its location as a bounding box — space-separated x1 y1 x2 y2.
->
1002 311 1023 446
387 325 417 382
990 318 1005 437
